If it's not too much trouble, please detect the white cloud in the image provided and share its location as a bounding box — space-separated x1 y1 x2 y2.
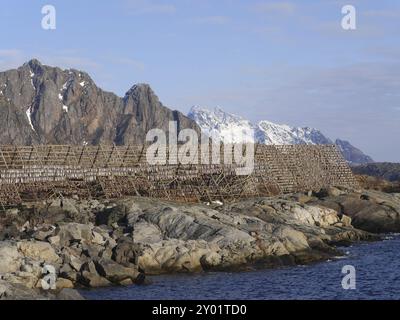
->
125 0 176 15
252 26 281 36
315 21 384 38
190 16 230 25
252 1 296 15
0 49 103 73
43 56 100 70
363 10 400 18
115 58 145 71
0 49 25 71
0 49 22 58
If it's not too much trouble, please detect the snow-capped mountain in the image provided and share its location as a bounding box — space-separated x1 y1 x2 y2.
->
188 106 373 164
188 106 256 143
188 106 332 145
257 120 332 145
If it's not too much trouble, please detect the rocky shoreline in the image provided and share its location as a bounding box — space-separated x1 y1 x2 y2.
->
1 187 399 300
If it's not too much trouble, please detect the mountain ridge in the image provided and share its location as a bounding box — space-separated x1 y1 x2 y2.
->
188 106 374 164
0 59 199 146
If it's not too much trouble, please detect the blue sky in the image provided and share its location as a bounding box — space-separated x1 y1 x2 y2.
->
0 0 399 161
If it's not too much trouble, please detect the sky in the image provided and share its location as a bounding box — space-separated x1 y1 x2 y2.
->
0 0 399 161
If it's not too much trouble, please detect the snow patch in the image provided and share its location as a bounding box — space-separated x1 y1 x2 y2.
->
26 106 36 132
188 106 256 144
29 71 35 88
58 92 68 112
188 106 333 146
79 81 85 87
257 121 331 145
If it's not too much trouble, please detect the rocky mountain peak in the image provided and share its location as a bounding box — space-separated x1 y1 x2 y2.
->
22 59 44 76
124 83 158 104
0 60 199 146
125 83 153 95
26 58 42 68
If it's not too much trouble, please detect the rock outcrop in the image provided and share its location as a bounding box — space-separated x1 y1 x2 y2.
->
309 188 400 233
355 174 400 193
1 189 398 299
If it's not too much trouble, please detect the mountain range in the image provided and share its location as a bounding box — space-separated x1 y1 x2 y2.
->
0 59 373 164
188 106 374 164
0 59 197 145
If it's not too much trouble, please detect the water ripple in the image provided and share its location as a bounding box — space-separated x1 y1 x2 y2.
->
81 235 400 300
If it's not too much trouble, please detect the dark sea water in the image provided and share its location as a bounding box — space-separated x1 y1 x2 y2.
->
81 235 400 300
